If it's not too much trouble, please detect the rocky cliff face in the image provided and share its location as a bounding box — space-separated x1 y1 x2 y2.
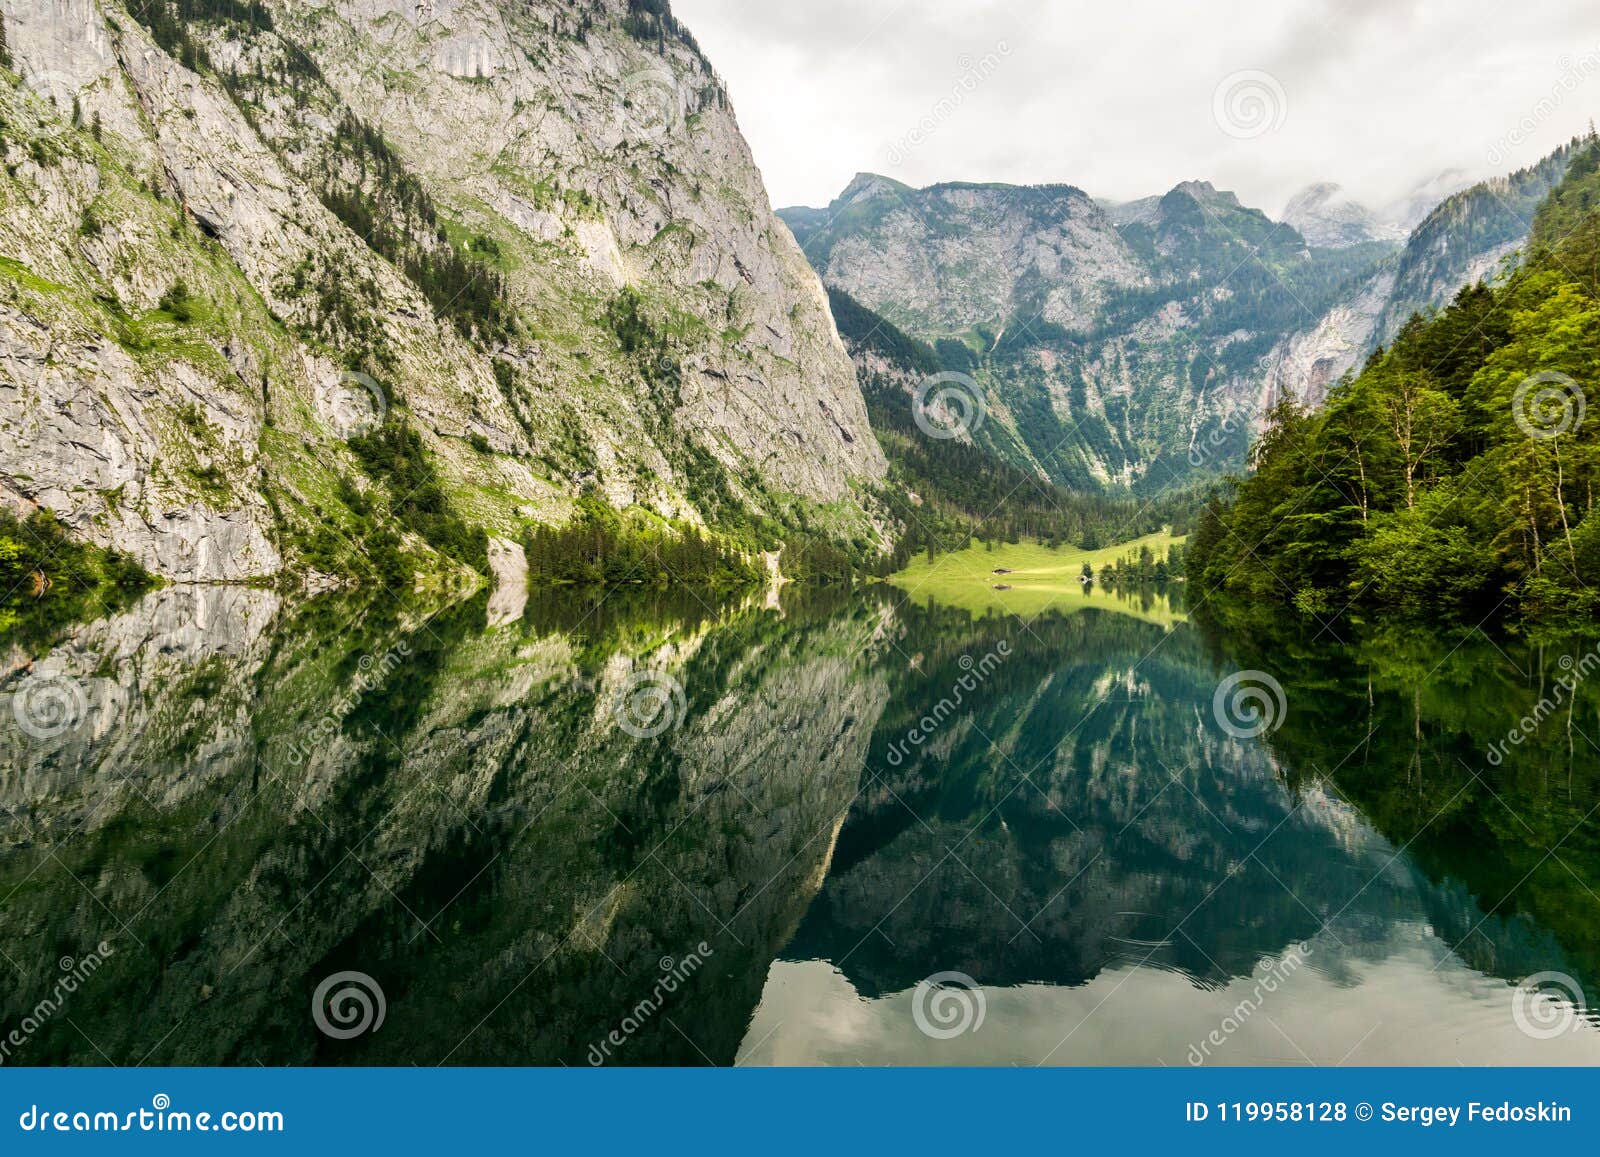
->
786 176 1344 490
788 173 1146 339
0 0 884 582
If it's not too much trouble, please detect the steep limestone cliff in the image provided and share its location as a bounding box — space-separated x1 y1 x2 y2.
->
0 0 884 583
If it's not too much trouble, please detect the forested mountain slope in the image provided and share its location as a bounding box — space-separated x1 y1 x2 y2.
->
1190 134 1600 625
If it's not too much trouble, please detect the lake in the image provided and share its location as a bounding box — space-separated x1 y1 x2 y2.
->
2 582 1598 1065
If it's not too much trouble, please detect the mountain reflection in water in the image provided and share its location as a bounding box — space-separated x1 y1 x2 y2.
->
2 585 1597 1065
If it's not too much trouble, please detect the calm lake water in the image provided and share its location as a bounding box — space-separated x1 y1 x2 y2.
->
2 583 1598 1065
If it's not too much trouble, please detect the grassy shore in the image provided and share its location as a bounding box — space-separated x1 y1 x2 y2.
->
887 531 1187 625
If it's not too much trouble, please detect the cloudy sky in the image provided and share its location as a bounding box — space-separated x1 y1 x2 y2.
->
671 0 1600 217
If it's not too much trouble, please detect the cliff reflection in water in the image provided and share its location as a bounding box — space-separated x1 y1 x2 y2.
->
1 585 887 1065
2 585 1598 1065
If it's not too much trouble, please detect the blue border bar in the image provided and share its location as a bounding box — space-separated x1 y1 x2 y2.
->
1 1068 1596 1152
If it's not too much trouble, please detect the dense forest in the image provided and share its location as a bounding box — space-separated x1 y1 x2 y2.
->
523 500 761 589
1189 134 1600 626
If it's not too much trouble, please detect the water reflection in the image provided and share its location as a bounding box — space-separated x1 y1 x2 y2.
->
1 586 1597 1065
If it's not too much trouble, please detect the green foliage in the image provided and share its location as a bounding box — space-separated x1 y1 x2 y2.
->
1388 142 1580 323
347 423 488 574
1349 489 1496 611
1190 136 1600 626
621 0 706 60
827 286 940 376
154 2 513 345
316 113 512 343
523 499 759 589
606 286 661 357
778 533 855 584
1098 542 1185 589
127 0 276 74
0 509 155 649
158 279 195 322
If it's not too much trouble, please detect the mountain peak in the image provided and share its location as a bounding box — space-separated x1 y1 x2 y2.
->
1280 181 1408 247
1168 180 1241 208
837 172 912 205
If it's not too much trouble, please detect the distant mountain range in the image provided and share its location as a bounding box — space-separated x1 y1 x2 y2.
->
780 144 1583 493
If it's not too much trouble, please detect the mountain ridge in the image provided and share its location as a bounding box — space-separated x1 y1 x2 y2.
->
782 142 1584 492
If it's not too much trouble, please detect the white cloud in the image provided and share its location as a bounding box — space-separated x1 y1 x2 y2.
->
672 0 1600 215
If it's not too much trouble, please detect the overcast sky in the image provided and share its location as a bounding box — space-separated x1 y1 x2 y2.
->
671 0 1600 217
